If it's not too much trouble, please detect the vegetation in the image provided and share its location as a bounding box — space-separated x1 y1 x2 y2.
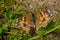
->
0 0 60 40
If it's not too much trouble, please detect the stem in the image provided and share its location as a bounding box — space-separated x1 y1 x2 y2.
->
44 25 60 35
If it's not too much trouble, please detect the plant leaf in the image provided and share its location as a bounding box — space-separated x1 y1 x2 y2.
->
10 29 18 34
2 24 8 32
46 20 55 31
5 12 12 20
0 27 2 34
38 28 46 36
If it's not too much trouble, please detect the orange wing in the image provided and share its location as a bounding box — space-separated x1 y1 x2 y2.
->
23 16 29 26
36 12 44 21
39 12 44 21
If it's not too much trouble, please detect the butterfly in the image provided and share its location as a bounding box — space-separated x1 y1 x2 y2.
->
18 10 56 34
24 11 50 33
